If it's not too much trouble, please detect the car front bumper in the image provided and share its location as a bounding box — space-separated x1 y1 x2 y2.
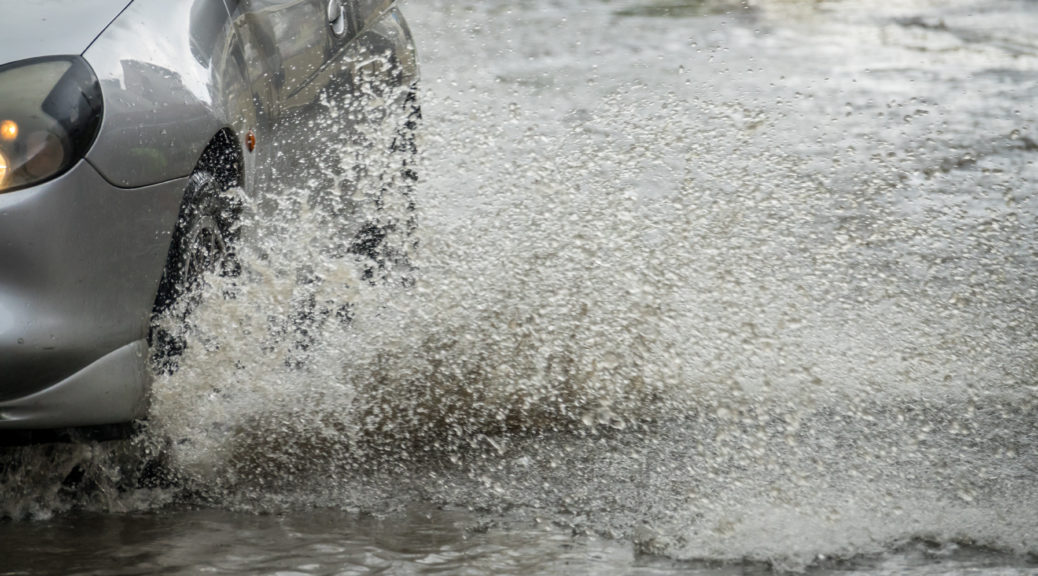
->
0 160 185 429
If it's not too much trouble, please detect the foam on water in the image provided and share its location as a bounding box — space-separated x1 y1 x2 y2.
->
2 0 1036 570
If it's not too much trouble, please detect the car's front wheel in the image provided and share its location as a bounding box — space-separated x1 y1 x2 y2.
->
150 169 241 372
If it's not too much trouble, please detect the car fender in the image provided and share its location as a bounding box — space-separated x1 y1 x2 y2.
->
83 0 254 188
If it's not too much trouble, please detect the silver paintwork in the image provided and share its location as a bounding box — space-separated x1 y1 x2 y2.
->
0 0 131 64
0 342 150 429
0 0 419 430
0 164 185 428
84 0 253 188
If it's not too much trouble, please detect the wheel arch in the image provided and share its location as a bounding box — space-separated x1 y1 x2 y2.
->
150 126 243 319
195 127 245 192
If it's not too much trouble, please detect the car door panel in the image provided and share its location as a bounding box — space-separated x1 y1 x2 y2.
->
224 0 331 118
351 0 394 32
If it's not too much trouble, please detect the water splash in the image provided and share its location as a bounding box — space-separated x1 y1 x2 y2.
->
2 0 1036 570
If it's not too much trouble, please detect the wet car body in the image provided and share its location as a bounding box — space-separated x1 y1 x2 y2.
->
0 0 419 432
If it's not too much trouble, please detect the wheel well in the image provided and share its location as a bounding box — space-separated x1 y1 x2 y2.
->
149 130 245 361
150 128 243 320
196 128 243 190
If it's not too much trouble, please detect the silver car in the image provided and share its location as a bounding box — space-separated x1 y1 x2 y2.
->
0 0 419 433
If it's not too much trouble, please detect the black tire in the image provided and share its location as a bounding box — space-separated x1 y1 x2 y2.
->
150 170 240 372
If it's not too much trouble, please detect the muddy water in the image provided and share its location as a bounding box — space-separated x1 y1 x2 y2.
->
2 0 1037 574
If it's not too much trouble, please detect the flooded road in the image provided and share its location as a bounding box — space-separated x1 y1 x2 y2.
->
2 0 1037 573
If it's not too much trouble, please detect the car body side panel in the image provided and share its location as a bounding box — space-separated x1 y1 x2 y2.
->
83 0 254 188
0 0 132 65
352 0 395 33
359 7 419 92
0 163 186 405
0 341 150 429
224 0 416 208
325 6 418 149
225 0 417 122
226 0 333 119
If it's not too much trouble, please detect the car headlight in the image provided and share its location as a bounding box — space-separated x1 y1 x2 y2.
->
0 56 103 193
